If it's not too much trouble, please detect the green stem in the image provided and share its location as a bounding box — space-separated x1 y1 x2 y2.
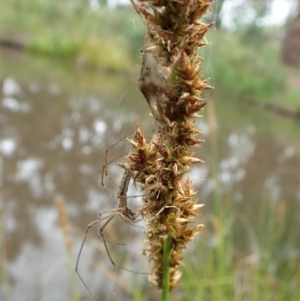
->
161 235 172 301
66 255 80 301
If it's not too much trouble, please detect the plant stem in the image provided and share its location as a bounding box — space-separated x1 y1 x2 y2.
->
161 235 172 301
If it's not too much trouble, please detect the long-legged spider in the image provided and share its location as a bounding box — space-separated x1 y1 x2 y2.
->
75 139 148 301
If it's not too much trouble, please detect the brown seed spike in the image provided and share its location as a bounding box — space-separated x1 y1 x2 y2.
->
129 0 213 292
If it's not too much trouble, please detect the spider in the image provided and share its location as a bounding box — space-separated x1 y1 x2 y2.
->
75 138 148 301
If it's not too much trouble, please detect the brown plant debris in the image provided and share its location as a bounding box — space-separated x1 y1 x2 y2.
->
128 0 213 290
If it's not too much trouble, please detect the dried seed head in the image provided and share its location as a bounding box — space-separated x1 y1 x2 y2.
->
129 0 213 291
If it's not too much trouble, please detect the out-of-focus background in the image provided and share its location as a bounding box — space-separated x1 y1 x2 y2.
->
0 0 299 301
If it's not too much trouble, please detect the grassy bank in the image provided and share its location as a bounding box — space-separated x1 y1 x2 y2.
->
204 31 300 116
0 0 300 112
0 0 145 72
1 1 299 114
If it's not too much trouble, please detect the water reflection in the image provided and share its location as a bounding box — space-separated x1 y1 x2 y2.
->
1 48 300 300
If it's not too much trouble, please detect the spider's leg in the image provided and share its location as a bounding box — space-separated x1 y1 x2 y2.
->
75 219 101 301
